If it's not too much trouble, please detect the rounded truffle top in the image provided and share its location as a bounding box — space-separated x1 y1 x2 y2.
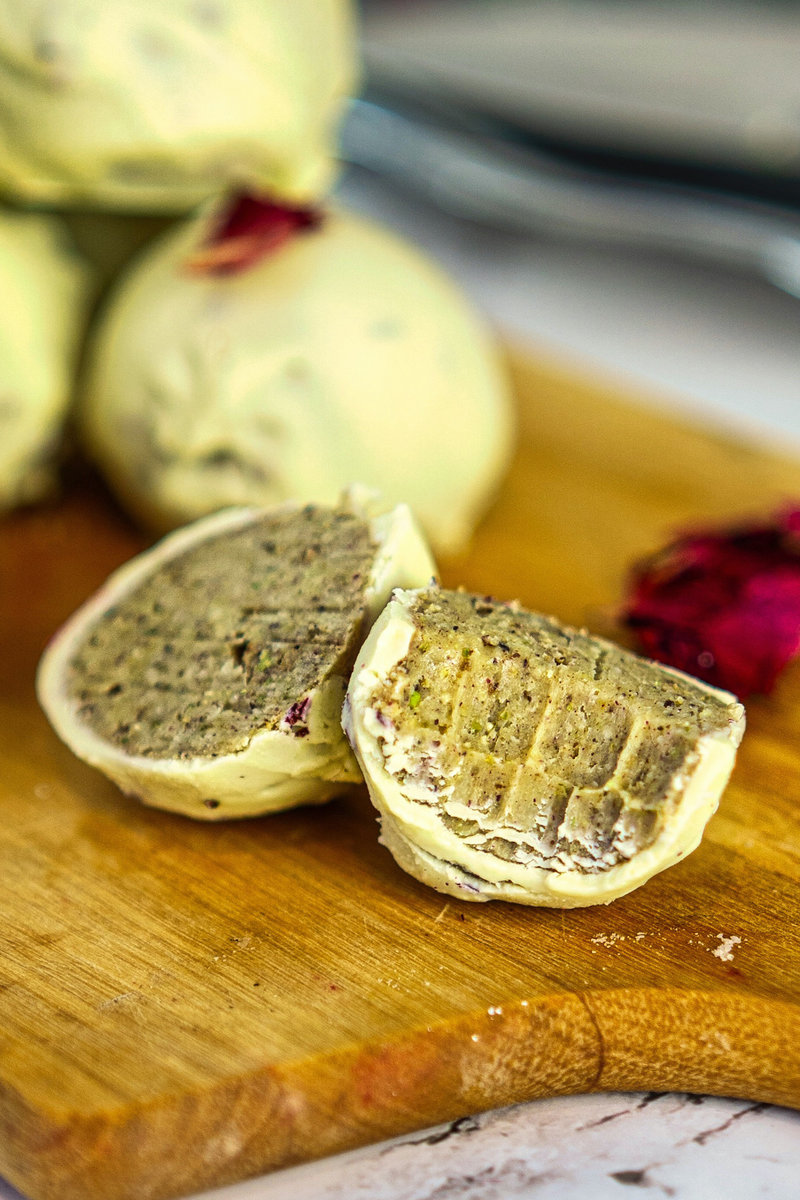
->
0 0 357 210
0 207 90 510
344 587 745 906
82 205 513 553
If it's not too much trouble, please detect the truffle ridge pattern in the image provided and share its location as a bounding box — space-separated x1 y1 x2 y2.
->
346 588 745 904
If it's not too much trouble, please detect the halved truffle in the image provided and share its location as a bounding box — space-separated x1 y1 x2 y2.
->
344 588 745 906
37 495 435 819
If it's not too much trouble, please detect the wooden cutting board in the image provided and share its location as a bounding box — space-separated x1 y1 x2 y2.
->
3 349 800 1200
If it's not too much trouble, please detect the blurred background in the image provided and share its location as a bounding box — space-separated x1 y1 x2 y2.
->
342 0 800 446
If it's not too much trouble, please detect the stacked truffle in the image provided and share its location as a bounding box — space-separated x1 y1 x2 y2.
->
0 210 88 509
0 0 513 553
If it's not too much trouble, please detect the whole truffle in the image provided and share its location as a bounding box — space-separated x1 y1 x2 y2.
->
0 208 89 511
81 206 514 553
0 0 357 211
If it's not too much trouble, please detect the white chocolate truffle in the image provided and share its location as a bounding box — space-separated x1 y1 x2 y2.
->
36 493 437 821
0 208 89 511
344 588 745 907
0 0 357 211
81 207 514 553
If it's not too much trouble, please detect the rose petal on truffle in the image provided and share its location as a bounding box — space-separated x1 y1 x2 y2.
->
187 192 322 275
624 508 800 696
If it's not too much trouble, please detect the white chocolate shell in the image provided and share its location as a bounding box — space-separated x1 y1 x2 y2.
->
0 0 357 211
343 588 746 907
80 207 514 554
37 496 436 820
0 208 89 511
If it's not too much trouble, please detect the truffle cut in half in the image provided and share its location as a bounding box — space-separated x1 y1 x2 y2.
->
344 588 745 907
37 497 435 820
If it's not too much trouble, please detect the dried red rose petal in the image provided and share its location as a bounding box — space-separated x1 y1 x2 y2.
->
623 508 800 697
187 192 322 276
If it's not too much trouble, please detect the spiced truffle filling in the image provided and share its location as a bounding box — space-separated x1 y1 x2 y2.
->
364 589 743 874
66 506 377 759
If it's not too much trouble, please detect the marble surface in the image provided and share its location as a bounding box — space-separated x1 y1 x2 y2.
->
193 1092 800 1200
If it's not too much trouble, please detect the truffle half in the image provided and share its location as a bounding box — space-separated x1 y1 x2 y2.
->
80 206 514 554
344 588 746 906
37 495 436 819
0 0 357 211
0 208 89 511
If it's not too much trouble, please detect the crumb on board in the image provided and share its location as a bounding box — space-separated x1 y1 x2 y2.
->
589 931 649 949
712 933 742 962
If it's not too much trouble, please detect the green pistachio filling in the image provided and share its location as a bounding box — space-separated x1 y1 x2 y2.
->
367 589 741 874
67 506 377 759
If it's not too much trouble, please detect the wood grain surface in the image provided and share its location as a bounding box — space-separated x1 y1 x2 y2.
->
2 349 800 1200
